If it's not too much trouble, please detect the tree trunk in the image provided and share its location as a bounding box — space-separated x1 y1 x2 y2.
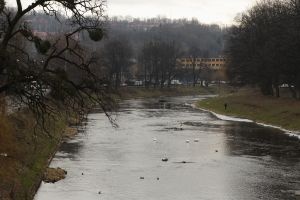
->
275 85 280 98
167 73 171 88
288 84 297 99
0 94 6 115
115 72 120 90
160 72 165 88
260 81 273 96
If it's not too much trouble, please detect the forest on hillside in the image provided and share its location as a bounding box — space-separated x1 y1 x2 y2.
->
25 14 227 57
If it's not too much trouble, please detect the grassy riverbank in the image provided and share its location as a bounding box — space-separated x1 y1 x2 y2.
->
197 88 300 131
0 110 68 200
117 86 219 99
0 86 219 200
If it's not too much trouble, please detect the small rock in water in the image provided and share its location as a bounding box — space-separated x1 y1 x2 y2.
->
98 191 102 194
157 177 160 180
153 138 157 142
215 150 218 152
43 167 67 183
82 172 84 175
162 158 168 162
140 176 145 179
186 140 190 143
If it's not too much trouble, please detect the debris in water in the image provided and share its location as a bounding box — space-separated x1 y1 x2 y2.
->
186 140 190 143
173 161 194 164
174 127 183 131
98 191 102 194
140 176 145 179
158 99 167 103
194 139 199 142
162 158 168 162
157 177 160 180
0 153 7 157
215 150 218 152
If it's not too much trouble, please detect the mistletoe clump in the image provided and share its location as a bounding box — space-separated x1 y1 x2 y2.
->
0 0 5 12
88 28 103 42
34 37 51 54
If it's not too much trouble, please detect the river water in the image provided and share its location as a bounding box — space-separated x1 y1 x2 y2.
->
34 96 300 200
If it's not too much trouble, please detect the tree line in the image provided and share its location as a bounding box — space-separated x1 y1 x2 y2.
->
99 36 225 89
138 39 181 88
18 14 228 89
97 17 227 89
226 0 300 98
106 17 226 58
0 0 228 130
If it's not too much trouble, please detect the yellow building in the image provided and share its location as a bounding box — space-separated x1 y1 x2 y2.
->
179 57 226 70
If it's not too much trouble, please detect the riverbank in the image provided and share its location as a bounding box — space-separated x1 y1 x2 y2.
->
0 86 220 200
117 85 221 99
0 109 74 200
197 88 300 132
34 94 300 200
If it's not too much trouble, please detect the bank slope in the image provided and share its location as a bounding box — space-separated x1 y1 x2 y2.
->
197 92 300 132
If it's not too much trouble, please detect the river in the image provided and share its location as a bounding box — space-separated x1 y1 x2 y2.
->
34 95 300 200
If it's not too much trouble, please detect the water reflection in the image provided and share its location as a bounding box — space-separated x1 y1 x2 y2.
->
35 96 300 200
224 122 300 160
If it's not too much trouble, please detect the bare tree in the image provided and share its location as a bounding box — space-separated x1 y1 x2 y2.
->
139 40 181 88
188 46 202 87
0 0 117 131
102 37 133 89
226 0 300 98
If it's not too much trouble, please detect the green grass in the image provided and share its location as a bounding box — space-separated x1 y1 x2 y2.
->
197 89 300 131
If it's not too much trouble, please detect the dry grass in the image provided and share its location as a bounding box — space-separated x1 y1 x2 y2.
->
197 88 300 131
116 85 220 99
0 85 221 199
0 109 67 200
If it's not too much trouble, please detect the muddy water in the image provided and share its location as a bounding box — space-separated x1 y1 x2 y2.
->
34 96 300 200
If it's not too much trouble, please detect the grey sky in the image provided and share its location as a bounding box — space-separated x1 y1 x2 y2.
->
7 0 257 25
107 0 257 24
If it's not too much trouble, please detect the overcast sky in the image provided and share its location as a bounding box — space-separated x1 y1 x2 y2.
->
7 0 258 25
107 0 257 25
